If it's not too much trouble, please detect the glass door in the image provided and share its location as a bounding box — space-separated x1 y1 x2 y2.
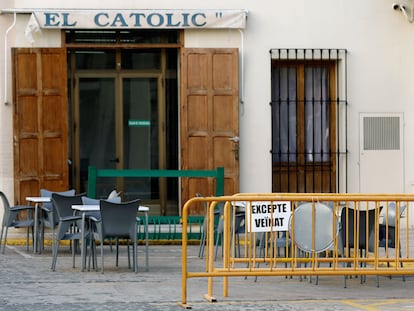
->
75 75 167 207
77 76 117 196
121 76 163 202
71 47 179 215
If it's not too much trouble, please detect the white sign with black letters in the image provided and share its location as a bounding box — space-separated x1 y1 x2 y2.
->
246 201 292 232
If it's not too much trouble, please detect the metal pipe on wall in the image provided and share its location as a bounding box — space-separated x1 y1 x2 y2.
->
3 12 16 106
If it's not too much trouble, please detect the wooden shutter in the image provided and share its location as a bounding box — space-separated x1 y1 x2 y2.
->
13 48 69 204
180 48 239 214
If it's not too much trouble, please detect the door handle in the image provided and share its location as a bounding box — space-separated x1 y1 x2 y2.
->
229 136 240 160
228 136 240 143
232 143 239 161
110 158 120 163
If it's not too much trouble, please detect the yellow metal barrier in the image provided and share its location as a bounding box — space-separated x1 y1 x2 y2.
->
179 193 414 308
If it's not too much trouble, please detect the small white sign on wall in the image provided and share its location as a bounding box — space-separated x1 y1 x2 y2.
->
246 201 292 232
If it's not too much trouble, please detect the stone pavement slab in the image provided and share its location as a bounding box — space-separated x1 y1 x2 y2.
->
0 243 414 310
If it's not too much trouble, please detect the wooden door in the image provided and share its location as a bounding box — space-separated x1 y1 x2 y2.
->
13 48 69 204
181 48 239 214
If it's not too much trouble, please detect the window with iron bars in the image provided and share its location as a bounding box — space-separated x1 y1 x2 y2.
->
271 49 348 193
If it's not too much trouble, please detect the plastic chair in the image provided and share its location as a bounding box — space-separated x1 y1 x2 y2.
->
81 195 122 221
378 202 406 249
39 189 75 252
196 194 220 259
90 199 141 273
81 195 122 268
340 206 376 288
51 193 84 271
290 202 336 285
232 211 246 257
0 191 35 254
257 231 291 258
254 230 291 282
376 202 406 287
214 203 245 260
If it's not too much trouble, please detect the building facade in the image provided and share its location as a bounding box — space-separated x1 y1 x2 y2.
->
0 0 413 217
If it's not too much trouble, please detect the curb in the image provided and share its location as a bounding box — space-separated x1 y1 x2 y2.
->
4 238 198 246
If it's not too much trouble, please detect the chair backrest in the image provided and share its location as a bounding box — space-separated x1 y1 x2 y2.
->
379 202 406 248
99 199 140 239
195 193 208 218
381 202 406 227
256 231 290 249
291 202 336 253
0 191 10 209
340 206 376 252
82 196 99 205
51 193 83 219
234 212 245 234
40 189 75 202
82 196 122 205
107 190 121 199
0 192 11 224
41 189 76 224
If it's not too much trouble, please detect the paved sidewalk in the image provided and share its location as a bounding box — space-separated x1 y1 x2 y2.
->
1 242 414 310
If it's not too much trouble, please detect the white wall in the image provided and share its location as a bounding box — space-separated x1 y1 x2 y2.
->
0 13 15 200
1 0 414 197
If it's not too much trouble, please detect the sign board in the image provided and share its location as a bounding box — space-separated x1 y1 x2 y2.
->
128 120 151 127
246 201 292 232
28 10 247 29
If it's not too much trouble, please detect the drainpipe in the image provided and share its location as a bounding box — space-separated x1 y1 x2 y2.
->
4 12 16 106
238 29 245 116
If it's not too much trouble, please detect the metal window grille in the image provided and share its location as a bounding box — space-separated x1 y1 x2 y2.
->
270 48 348 193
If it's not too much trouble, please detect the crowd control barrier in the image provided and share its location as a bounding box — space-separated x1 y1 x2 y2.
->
179 193 414 308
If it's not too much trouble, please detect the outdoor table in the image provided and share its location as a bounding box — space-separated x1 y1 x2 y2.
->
26 196 51 253
290 202 337 254
72 204 149 272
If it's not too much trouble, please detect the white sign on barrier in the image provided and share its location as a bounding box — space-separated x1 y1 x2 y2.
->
246 201 292 232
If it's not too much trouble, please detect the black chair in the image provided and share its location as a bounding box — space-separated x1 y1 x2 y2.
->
257 231 291 258
376 202 406 286
90 199 140 273
290 202 336 285
196 194 213 258
39 189 75 252
378 203 405 250
214 202 245 260
254 230 291 282
0 191 34 254
340 206 376 287
51 193 84 271
81 195 122 270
